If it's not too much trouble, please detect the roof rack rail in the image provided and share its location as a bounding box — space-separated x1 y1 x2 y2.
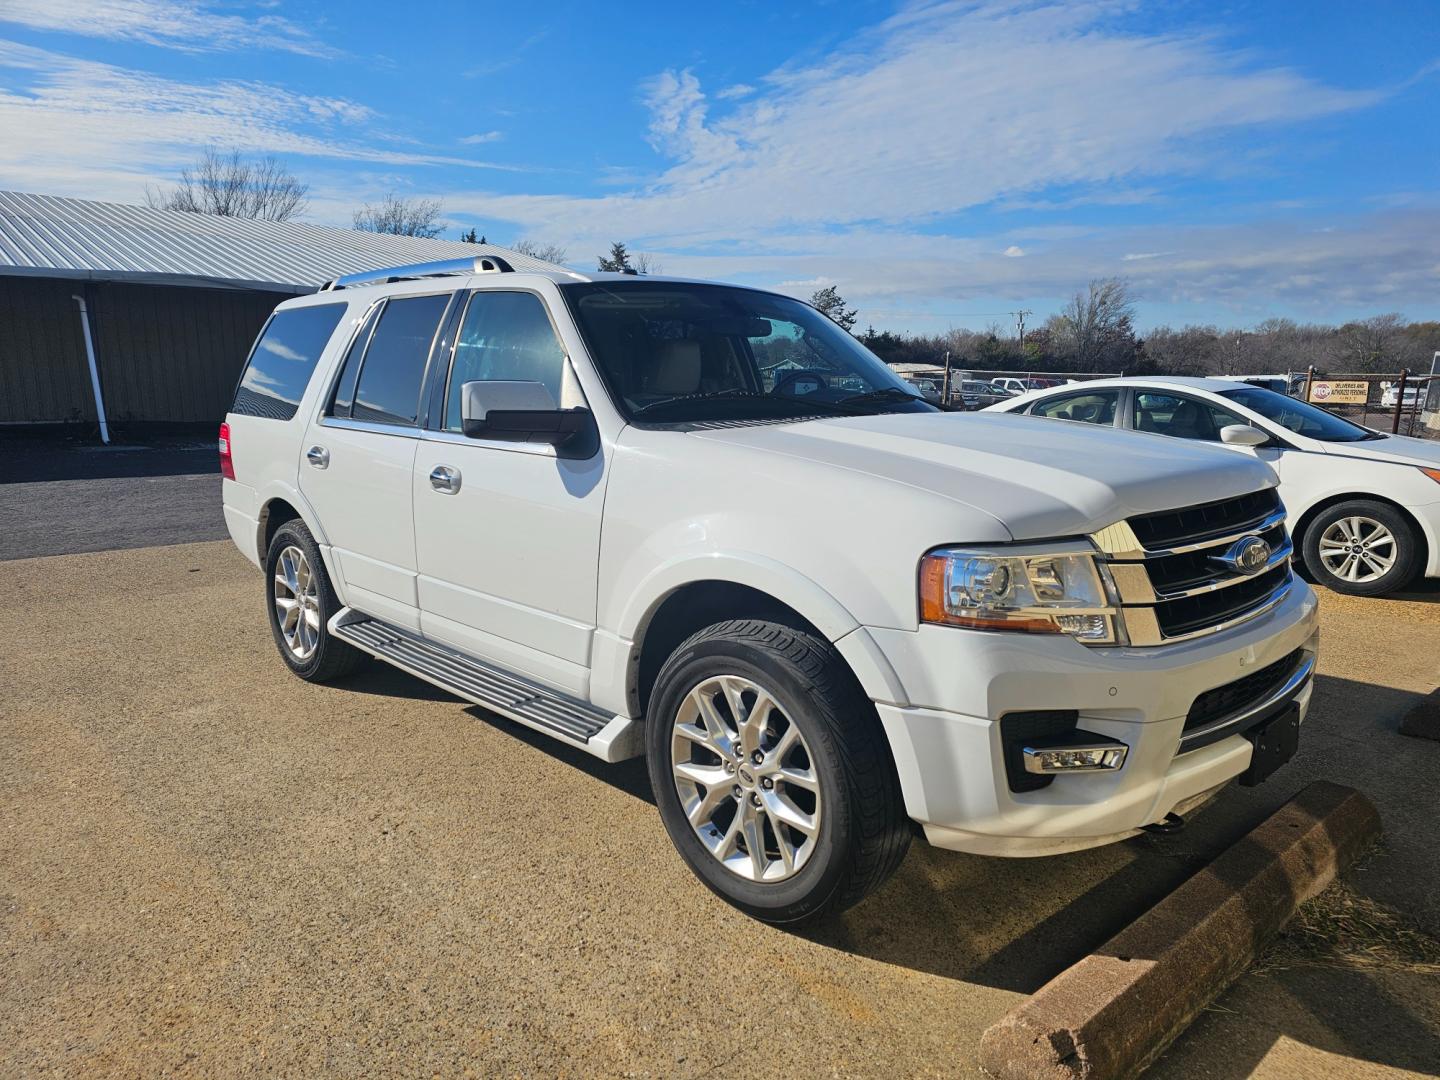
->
320 255 514 291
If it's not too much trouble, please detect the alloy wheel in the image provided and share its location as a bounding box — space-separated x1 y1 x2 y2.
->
670 675 821 883
273 544 322 660
1317 516 1397 584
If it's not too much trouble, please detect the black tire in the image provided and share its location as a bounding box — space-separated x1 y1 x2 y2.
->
1301 499 1424 597
264 519 367 682
645 619 910 924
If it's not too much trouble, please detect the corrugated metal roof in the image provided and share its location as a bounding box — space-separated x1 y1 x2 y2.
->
0 190 564 294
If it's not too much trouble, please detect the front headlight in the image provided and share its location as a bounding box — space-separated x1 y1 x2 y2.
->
919 545 1122 644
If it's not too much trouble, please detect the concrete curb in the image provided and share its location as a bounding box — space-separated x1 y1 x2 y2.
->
978 781 1381 1080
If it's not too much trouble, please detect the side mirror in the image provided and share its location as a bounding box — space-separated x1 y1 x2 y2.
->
1219 424 1270 448
460 380 596 457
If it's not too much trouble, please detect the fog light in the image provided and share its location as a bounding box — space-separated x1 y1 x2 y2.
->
1022 737 1129 774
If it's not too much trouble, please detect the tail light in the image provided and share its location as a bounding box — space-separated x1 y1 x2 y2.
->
218 421 235 480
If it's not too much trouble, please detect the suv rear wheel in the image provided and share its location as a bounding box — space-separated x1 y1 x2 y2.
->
645 619 910 924
1302 500 1422 597
264 519 366 682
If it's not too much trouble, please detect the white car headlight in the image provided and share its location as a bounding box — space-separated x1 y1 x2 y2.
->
919 546 1121 644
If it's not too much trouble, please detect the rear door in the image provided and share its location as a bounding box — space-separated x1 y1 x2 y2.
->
1026 388 1122 426
299 290 456 630
224 300 349 563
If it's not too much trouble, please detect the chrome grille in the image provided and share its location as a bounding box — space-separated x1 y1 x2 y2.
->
1092 489 1294 646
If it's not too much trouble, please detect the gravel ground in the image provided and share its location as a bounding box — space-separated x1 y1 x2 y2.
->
2 541 1438 1077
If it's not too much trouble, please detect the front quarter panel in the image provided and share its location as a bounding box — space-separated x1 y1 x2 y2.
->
598 425 1014 645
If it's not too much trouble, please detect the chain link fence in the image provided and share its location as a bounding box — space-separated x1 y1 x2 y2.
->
1291 370 1440 440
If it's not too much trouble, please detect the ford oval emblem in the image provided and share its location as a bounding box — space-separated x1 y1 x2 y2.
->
1213 535 1272 576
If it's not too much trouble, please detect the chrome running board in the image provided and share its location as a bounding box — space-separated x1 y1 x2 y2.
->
330 609 641 762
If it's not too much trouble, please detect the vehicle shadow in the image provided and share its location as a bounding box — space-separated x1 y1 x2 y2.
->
1150 961 1440 1078
1391 577 1440 602
317 653 1438 1074
334 660 466 704
340 664 1437 1021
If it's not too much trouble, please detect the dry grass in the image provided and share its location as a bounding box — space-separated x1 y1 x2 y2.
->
1256 876 1440 977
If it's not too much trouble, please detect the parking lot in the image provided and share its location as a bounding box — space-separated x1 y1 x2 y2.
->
3 443 1439 1077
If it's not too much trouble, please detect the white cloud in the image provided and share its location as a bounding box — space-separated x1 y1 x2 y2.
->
432 1 1421 317
0 0 339 58
460 131 504 145
452 0 1380 247
0 42 518 204
637 207 1440 323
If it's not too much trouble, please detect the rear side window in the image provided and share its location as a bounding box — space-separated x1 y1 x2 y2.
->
1030 390 1118 425
232 303 347 420
351 294 451 426
329 302 382 419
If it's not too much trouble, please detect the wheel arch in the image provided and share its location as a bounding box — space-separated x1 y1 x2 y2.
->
1291 491 1430 572
623 569 905 721
255 490 343 592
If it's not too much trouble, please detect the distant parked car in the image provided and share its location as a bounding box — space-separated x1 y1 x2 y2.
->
956 379 1008 409
987 375 1440 596
1380 382 1426 409
903 377 943 403
990 376 1059 397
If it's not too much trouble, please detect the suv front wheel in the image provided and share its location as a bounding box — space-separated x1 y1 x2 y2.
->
645 619 910 924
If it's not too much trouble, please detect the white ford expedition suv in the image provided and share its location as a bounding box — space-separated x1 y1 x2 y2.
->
221 257 1320 923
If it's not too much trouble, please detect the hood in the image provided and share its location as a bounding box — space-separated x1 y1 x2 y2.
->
1320 432 1440 469
689 411 1278 541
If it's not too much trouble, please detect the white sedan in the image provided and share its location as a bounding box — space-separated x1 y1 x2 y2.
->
986 376 1440 596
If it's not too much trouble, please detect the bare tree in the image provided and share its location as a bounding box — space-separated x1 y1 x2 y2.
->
1334 313 1421 372
352 193 444 238
632 252 662 275
513 239 569 264
145 147 308 221
1050 278 1139 371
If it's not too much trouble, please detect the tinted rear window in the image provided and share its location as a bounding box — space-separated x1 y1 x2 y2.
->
232 303 347 421
352 293 451 426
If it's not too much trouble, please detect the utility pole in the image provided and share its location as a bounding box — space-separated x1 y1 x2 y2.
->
1011 309 1032 347
941 350 953 406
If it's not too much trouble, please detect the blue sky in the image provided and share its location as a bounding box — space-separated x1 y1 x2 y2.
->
0 0 1436 332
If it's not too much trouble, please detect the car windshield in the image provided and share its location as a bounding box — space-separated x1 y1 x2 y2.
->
561 282 937 423
1218 386 1383 442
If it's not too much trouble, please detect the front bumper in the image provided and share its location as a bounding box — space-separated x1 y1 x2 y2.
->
864 576 1320 856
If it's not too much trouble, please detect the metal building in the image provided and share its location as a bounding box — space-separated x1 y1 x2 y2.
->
0 191 559 434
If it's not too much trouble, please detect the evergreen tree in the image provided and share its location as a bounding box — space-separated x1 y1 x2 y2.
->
597 241 632 272
811 285 858 332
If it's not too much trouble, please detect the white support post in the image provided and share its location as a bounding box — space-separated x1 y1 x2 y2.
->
72 293 109 444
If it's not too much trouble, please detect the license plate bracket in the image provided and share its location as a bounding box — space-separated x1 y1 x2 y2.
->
1239 704 1301 787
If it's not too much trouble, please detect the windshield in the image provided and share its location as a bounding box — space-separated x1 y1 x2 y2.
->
1219 386 1382 442
561 282 936 423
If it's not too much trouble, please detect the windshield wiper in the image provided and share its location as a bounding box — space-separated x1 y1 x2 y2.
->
834 386 926 408
630 391 829 419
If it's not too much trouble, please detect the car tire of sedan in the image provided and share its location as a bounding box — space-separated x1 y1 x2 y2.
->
646 618 911 924
264 519 367 682
1301 500 1423 597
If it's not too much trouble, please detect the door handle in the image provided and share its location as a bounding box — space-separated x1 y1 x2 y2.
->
306 446 329 469
429 464 461 494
